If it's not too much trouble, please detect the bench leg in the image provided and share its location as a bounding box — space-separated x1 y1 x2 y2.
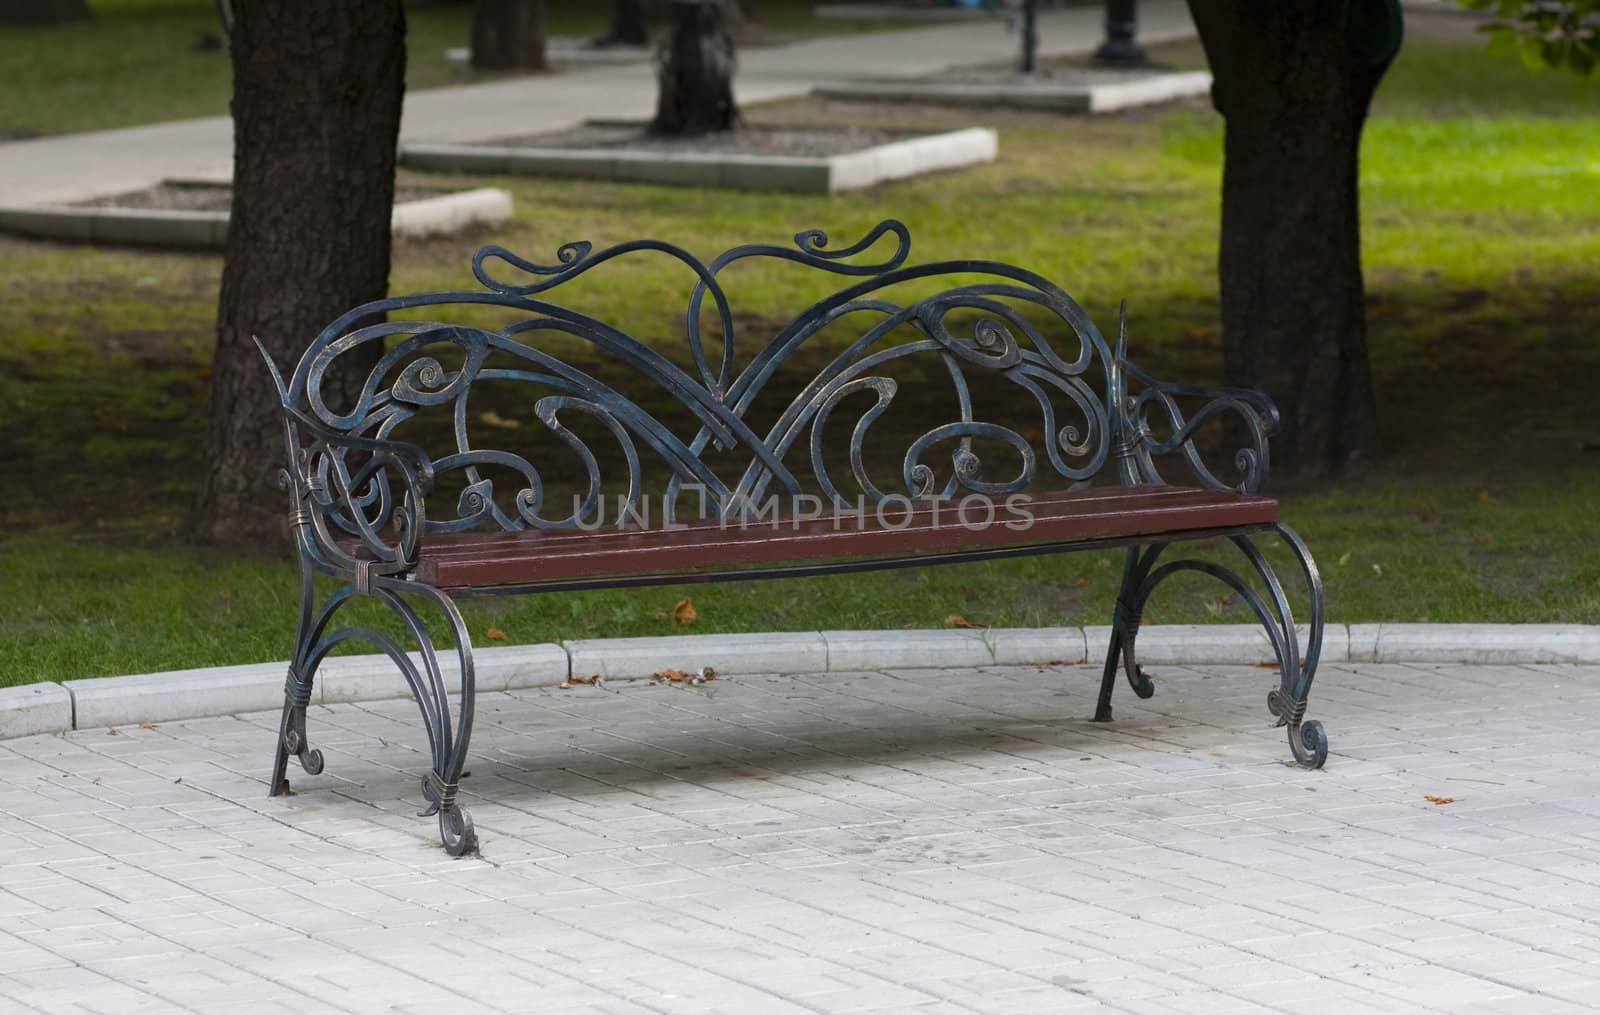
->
1260 523 1329 769
1091 530 1329 769
265 562 479 855
1093 544 1161 723
366 582 479 857
269 560 342 797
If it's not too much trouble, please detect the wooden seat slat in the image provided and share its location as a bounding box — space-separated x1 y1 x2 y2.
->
415 485 1277 589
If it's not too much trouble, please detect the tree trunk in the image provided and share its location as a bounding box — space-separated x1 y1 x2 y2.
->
652 0 739 136
471 0 546 71
599 0 650 46
1020 0 1038 73
0 0 91 24
1191 0 1398 474
193 0 406 548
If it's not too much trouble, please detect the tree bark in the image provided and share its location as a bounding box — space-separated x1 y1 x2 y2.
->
0 0 91 24
652 0 739 136
1020 0 1038 73
471 0 546 71
1190 0 1398 474
599 0 650 46
193 0 406 547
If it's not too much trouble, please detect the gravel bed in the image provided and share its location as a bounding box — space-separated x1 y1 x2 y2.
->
481 123 919 158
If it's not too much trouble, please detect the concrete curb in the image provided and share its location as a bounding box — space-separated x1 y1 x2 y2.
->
814 72 1212 114
447 42 652 65
399 128 997 194
7 624 1600 739
0 186 513 250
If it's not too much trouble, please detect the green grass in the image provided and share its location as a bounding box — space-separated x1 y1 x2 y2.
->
1 35 1599 685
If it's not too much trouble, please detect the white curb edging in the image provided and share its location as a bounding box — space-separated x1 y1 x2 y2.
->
8 624 1600 739
813 72 1212 114
399 128 997 195
0 683 74 740
568 632 828 680
0 186 513 250
1350 623 1600 664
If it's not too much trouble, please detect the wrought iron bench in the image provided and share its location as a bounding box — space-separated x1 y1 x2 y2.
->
259 221 1328 856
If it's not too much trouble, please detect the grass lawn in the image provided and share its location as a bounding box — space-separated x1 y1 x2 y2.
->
2 33 1599 685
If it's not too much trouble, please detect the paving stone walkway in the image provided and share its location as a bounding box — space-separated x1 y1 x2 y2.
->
0 2 1200 206
3 661 1598 1013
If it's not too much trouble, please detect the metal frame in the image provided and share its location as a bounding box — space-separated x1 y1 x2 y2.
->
259 220 1327 856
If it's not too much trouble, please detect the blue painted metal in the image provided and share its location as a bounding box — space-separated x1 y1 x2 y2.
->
260 220 1327 854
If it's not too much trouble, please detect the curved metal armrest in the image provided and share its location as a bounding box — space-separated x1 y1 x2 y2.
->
1121 359 1280 494
279 404 436 575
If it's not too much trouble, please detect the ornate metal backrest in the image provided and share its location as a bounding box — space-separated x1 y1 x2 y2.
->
264 220 1276 572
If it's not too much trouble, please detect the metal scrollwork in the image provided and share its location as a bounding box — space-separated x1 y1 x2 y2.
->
271 220 1129 542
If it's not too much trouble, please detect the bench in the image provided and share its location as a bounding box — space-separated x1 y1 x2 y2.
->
258 220 1328 856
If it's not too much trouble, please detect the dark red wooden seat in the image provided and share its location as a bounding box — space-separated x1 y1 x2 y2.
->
415 485 1277 590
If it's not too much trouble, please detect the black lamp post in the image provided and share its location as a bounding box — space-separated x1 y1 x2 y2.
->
1093 0 1145 65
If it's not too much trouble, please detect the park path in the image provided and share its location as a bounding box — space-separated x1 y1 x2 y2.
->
3 660 1599 1011
0 2 1197 207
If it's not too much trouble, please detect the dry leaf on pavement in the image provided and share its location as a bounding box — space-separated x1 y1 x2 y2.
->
653 666 716 684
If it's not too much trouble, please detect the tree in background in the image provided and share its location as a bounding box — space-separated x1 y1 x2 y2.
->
652 0 740 135
472 0 547 70
1459 0 1599 75
0 0 90 24
1187 0 1403 474
598 0 651 47
1020 0 1039 73
194 0 407 545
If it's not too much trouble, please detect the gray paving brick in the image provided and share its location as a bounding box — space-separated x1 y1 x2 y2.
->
2 662 1600 1011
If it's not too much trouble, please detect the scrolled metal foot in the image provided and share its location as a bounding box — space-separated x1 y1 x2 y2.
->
1288 719 1329 769
1267 687 1289 728
1127 662 1155 699
419 771 477 855
1269 690 1327 768
282 712 324 775
439 803 478 857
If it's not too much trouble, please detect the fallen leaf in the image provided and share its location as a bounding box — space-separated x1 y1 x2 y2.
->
478 410 521 430
1424 795 1454 805
1476 490 1494 503
486 626 508 641
672 597 698 625
107 727 119 736
1071 577 1090 588
654 667 692 682
944 614 989 629
139 721 156 730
